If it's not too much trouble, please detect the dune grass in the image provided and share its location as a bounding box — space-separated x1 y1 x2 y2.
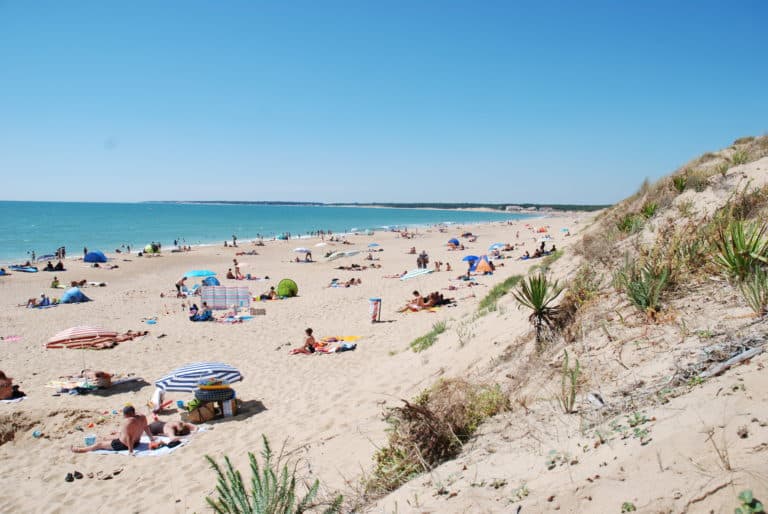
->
409 321 447 352
478 274 523 313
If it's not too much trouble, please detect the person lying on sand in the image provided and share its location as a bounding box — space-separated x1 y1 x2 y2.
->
71 405 154 456
289 328 317 354
71 279 88 287
26 293 51 308
148 419 197 441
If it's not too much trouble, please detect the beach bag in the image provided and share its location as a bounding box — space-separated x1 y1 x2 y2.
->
186 402 217 424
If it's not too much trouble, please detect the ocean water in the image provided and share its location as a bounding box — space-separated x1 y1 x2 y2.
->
0 202 532 263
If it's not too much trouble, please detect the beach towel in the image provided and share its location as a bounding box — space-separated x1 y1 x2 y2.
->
0 397 25 404
400 268 433 281
200 286 251 310
90 427 209 457
45 374 141 390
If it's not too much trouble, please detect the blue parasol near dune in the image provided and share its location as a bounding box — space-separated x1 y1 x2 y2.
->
462 255 479 262
155 362 243 392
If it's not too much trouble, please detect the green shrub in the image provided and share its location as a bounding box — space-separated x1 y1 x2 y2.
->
686 170 710 192
734 136 756 146
735 489 765 514
478 275 523 312
613 259 669 315
714 221 768 282
717 162 730 177
732 150 749 165
205 435 342 514
672 175 687 193
617 213 644 234
640 201 658 219
410 321 447 352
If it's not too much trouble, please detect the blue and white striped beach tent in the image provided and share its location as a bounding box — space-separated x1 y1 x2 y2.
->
155 362 243 392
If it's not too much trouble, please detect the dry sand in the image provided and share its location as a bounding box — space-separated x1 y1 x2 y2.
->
0 214 586 513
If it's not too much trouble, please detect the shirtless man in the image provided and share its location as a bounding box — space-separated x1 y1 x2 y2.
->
71 405 154 455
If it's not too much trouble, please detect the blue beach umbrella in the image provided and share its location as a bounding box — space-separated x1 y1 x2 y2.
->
462 255 479 262
488 243 505 250
184 270 216 278
448 238 460 246
155 362 243 392
368 243 380 247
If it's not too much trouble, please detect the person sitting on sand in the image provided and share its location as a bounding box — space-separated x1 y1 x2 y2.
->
27 293 50 308
226 268 236 279
399 291 425 312
54 260 65 271
43 261 55 271
289 328 317 354
51 276 60 289
446 262 452 272
148 419 197 440
71 405 154 455
259 286 277 300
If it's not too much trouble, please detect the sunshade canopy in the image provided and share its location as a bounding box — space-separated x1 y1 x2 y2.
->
155 362 243 392
48 326 116 345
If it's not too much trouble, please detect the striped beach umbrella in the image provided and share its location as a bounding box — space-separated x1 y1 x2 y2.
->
154 362 243 392
47 326 117 349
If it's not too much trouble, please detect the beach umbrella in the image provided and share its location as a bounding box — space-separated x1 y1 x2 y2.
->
368 243 380 247
488 243 505 250
47 326 117 348
184 269 216 278
155 362 243 392
293 247 310 253
314 242 328 247
448 238 460 246
560 227 570 232
84 250 108 263
277 278 299 297
462 255 479 262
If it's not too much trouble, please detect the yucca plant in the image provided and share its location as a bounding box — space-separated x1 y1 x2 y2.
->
714 221 768 282
672 175 687 193
625 264 669 315
640 201 658 219
512 272 563 344
739 267 768 317
205 435 342 514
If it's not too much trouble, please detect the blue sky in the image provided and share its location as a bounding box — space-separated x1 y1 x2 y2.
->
1 1 766 204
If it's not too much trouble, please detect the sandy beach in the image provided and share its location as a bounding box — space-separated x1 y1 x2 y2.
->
0 214 586 513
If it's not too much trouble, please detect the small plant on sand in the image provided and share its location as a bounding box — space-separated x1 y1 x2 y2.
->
512 272 563 346
621 501 637 512
736 490 765 514
365 379 508 496
672 174 688 193
717 162 730 177
614 261 669 317
478 274 523 313
640 201 658 219
558 350 581 414
205 435 342 514
732 150 749 165
617 213 644 234
714 220 768 282
739 267 768 317
409 321 447 352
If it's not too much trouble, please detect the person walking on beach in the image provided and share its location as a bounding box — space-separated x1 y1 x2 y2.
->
83 247 88 257
232 234 237 247
71 405 154 455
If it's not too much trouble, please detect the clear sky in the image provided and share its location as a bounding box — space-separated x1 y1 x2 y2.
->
1 1 766 204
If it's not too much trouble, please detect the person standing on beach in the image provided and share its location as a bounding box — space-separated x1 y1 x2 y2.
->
232 234 237 247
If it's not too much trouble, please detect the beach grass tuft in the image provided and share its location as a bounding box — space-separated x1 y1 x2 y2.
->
478 274 523 313
409 321 447 352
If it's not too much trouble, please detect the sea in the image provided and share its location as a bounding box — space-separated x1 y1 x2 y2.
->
0 202 534 263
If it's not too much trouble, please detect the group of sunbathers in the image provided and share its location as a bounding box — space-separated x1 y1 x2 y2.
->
520 242 557 260
328 277 362 288
335 263 380 270
71 405 197 455
42 260 66 272
399 290 454 312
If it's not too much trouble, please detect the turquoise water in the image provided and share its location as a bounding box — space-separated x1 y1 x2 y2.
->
0 202 531 263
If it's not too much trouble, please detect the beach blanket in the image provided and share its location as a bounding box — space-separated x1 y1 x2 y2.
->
201 286 251 310
90 429 208 457
45 374 141 390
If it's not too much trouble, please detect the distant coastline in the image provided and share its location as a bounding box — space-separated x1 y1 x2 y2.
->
147 200 608 213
